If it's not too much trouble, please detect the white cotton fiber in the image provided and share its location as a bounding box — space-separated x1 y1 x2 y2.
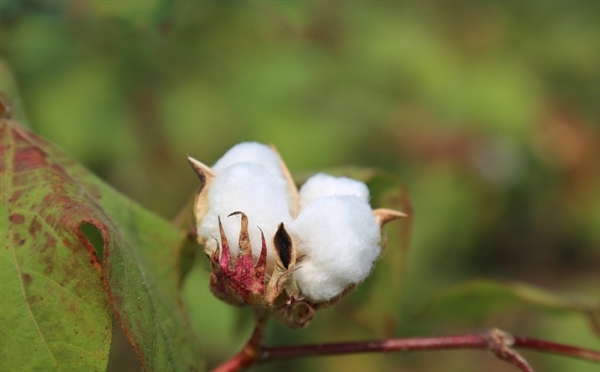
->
212 142 282 174
299 173 370 210
212 142 295 212
289 260 345 301
289 195 380 302
199 163 292 261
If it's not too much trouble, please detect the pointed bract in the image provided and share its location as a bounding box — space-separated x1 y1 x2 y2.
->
373 208 408 227
187 156 215 190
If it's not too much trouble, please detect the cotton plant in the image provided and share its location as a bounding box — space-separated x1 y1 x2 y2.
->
188 142 406 328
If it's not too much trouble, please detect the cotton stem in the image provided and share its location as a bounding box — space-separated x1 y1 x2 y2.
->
255 328 600 372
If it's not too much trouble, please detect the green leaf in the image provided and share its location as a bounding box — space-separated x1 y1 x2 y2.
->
1 120 112 370
419 279 600 337
1 118 204 371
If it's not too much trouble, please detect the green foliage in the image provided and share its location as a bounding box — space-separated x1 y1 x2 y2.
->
1 120 203 371
421 279 600 330
1 121 112 370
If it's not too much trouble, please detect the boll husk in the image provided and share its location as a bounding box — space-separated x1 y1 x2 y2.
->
188 142 406 328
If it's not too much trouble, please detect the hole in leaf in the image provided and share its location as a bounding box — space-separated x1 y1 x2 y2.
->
80 221 105 263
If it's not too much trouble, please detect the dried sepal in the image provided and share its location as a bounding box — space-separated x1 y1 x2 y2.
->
373 208 408 252
265 223 299 303
228 211 252 255
271 298 315 329
187 156 216 190
206 212 314 328
217 216 231 270
208 213 267 306
187 156 216 245
373 208 408 228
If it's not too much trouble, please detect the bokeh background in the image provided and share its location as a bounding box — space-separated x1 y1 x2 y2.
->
1 1 599 371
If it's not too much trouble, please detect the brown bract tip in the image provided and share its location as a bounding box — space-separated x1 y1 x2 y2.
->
187 156 216 189
373 208 408 227
210 212 270 307
228 211 252 255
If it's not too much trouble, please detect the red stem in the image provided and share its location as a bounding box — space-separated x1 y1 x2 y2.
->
261 333 489 359
213 323 600 372
513 336 600 363
258 329 599 372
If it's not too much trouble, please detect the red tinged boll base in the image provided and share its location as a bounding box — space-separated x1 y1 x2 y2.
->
207 211 315 328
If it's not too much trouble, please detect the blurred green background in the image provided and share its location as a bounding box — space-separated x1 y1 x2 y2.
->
2 1 599 371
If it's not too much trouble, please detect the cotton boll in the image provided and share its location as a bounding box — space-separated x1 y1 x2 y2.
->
199 163 292 263
211 142 296 212
289 195 380 302
299 173 370 210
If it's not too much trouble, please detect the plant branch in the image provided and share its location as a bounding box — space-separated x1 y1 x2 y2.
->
513 336 600 363
211 313 600 372
486 329 533 372
256 328 599 372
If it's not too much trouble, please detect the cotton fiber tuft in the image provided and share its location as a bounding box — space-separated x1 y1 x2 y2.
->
200 162 292 259
299 173 370 210
212 142 296 212
289 195 380 302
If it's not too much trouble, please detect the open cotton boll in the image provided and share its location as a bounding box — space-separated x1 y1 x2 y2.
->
211 142 295 212
299 173 370 210
289 195 380 302
290 260 348 302
199 162 292 262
